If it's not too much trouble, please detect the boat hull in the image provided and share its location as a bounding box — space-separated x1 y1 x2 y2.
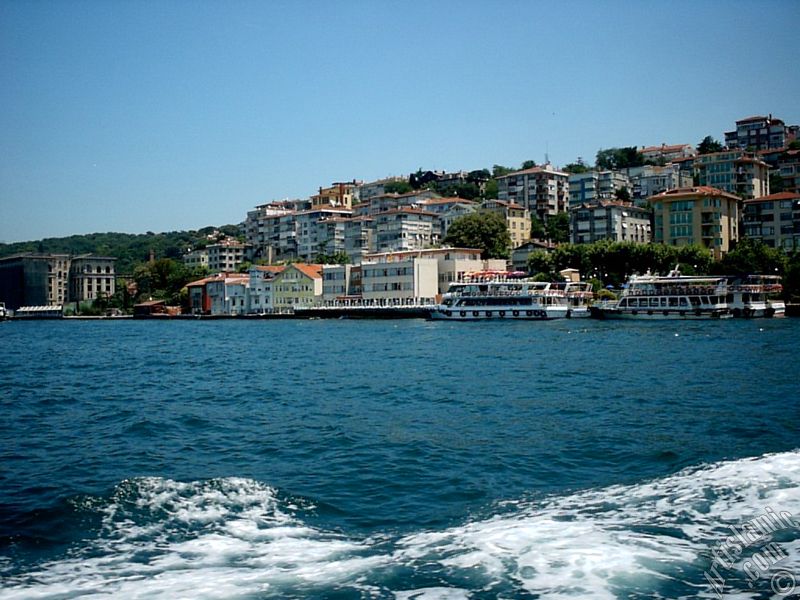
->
430 306 589 320
590 307 730 320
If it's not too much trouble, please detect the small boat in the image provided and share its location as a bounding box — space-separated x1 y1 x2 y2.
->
0 302 8 321
725 275 785 318
430 273 593 320
590 268 731 320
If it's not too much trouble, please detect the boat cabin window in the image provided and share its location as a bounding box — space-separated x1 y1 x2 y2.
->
638 298 648 308
649 298 659 307
620 298 628 307
690 297 700 306
742 293 750 302
701 296 710 305
660 298 667 307
726 293 734 302
669 297 679 307
679 298 688 307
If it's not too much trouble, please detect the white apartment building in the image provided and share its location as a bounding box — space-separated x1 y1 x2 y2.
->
183 248 209 270
568 171 631 207
207 240 250 273
497 164 570 223
69 255 116 302
569 202 652 245
626 164 693 201
360 257 439 303
374 208 440 252
246 266 284 313
206 275 249 315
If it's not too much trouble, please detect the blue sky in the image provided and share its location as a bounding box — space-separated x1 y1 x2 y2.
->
1 0 799 243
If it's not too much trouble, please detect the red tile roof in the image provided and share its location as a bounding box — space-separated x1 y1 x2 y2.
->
292 263 323 280
744 192 800 203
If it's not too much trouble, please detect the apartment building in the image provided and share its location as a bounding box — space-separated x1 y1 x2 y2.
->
483 199 532 248
0 253 72 310
182 248 209 270
568 170 631 207
374 208 440 252
311 181 361 210
639 143 696 164
724 114 799 151
650 187 740 257
272 263 323 309
569 202 652 245
344 217 375 264
497 164 569 223
360 257 439 302
743 192 800 251
357 176 409 202
626 164 693 201
247 266 285 313
694 150 770 199
417 197 478 239
206 240 251 273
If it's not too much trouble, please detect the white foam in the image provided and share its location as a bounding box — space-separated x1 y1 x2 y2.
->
2 451 799 598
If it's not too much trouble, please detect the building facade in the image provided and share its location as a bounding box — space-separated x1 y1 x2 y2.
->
272 263 323 309
483 199 532 248
743 192 800 251
569 202 652 245
497 164 570 223
724 115 799 151
69 255 116 302
649 187 740 257
694 150 770 200
374 208 440 252
568 170 631 207
207 240 251 273
639 143 696 164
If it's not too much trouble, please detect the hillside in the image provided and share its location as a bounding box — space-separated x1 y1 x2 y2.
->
0 225 242 275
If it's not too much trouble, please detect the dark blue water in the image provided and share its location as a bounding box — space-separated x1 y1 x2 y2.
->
1 319 799 599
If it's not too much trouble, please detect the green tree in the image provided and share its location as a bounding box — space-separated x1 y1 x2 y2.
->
545 212 570 244
526 250 554 277
492 164 515 178
530 217 546 240
520 160 537 170
769 170 784 194
615 186 632 203
444 211 511 259
697 136 724 155
564 162 590 174
715 238 787 276
483 179 499 199
384 180 412 194
595 147 644 170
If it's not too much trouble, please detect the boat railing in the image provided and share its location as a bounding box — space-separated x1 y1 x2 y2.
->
626 285 726 296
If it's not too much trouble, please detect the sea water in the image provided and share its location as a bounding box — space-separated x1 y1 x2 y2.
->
0 318 798 598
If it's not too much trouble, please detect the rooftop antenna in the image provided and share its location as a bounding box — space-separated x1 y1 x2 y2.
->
545 140 549 166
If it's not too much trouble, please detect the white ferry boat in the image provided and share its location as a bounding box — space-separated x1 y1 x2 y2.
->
590 268 730 320
726 275 785 318
0 302 7 321
430 273 593 320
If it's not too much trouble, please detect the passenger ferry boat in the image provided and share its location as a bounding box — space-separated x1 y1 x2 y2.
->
0 302 7 321
726 275 785 318
430 273 594 320
590 268 730 320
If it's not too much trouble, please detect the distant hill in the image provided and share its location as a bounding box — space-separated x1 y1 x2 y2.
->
0 225 242 275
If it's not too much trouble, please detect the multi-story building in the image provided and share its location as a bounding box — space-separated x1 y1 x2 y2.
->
483 199 532 248
416 197 478 239
244 202 297 263
295 209 352 260
374 208 440 252
272 263 323 309
743 192 800 251
352 190 440 217
694 150 770 199
206 240 251 273
497 163 569 223
343 217 375 264
321 264 355 302
357 176 409 202
363 248 506 295
778 149 800 194
205 274 249 315
0 253 72 310
626 164 693 202
649 187 740 258
247 266 285 313
724 114 799 151
639 143 696 164
360 257 439 303
182 248 209 270
311 181 361 210
568 170 631 207
69 255 116 302
569 202 652 245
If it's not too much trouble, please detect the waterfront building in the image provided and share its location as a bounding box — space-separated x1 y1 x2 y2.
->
743 192 800 251
0 253 72 310
482 199 532 248
639 143 696 164
272 263 323 309
205 274 249 316
374 208 440 252
363 247 506 295
569 202 652 245
343 217 375 264
510 240 555 273
649 186 740 258
568 170 631 207
360 257 439 303
247 266 285 313
724 114 799 151
496 164 570 223
322 264 355 302
69 255 116 303
694 150 770 199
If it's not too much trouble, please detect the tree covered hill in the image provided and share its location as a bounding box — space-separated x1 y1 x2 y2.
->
0 225 242 275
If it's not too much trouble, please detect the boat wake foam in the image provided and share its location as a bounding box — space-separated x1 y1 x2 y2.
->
2 451 799 599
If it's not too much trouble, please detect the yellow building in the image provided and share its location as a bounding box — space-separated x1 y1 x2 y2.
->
649 186 740 258
483 199 532 248
272 263 323 309
311 181 359 210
